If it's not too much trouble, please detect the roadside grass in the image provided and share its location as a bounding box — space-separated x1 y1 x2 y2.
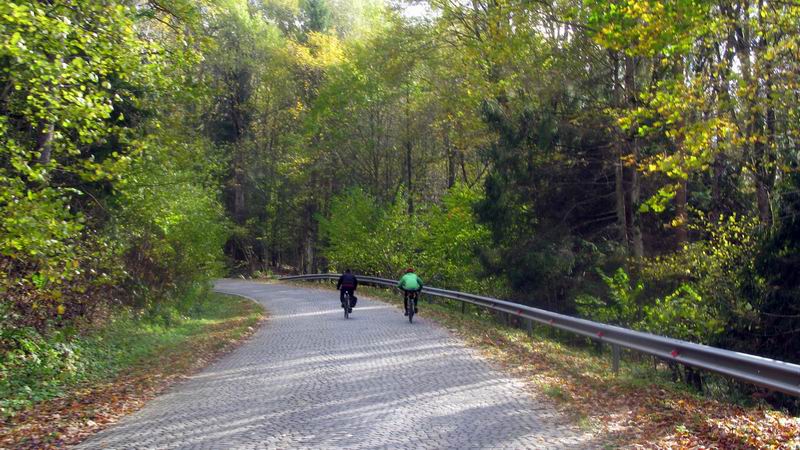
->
0 291 264 449
290 280 800 449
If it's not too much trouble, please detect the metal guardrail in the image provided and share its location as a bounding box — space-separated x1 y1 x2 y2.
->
280 273 800 397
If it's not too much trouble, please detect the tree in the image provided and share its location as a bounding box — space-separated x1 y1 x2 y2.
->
301 0 332 33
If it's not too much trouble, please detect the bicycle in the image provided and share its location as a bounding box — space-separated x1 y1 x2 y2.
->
342 290 354 319
404 290 419 323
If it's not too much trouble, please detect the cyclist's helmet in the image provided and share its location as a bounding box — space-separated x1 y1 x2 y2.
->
405 267 414 273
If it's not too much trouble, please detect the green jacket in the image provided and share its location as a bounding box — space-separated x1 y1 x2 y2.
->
398 272 423 291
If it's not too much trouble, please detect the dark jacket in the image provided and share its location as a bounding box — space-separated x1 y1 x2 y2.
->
337 273 358 290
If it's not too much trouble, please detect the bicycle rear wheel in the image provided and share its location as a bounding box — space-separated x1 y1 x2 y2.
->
343 293 350 319
407 294 414 323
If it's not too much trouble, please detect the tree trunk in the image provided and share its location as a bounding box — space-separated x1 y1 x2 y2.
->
305 170 318 273
233 161 246 224
615 156 628 244
623 55 643 258
405 85 414 214
756 179 771 225
36 123 55 165
675 179 688 245
611 51 628 245
630 186 644 258
460 150 469 185
305 233 314 274
757 51 777 227
445 126 456 189
710 154 724 222
731 4 773 226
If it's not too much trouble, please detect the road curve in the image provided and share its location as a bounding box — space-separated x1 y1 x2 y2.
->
77 280 596 449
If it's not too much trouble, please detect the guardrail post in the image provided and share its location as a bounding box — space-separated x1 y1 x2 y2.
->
612 344 620 375
461 301 466 314
526 318 533 337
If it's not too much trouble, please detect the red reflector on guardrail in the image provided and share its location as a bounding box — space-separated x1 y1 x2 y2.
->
671 350 680 358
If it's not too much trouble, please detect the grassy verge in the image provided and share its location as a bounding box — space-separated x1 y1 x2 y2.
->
0 291 264 449
290 280 800 449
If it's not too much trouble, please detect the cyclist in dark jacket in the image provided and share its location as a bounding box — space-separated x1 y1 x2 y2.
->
336 269 358 310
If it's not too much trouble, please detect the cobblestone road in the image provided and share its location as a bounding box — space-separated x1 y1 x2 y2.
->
78 280 598 449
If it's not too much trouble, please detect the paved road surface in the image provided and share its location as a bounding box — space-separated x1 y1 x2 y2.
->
78 280 597 449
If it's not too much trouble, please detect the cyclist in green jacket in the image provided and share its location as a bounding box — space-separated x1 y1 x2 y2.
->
398 268 423 316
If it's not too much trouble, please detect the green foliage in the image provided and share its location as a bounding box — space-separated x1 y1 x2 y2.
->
641 214 761 334
476 96 621 310
109 119 230 301
0 0 229 340
0 179 83 262
319 184 492 290
586 0 710 56
317 187 385 273
641 284 723 342
319 187 421 276
0 0 157 283
418 185 492 292
0 309 80 415
578 267 723 343
576 268 643 326
575 214 759 345
301 0 332 33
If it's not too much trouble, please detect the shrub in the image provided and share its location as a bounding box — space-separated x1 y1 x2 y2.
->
319 184 492 290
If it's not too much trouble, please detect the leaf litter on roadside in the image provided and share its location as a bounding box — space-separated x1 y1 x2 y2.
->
420 306 800 449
